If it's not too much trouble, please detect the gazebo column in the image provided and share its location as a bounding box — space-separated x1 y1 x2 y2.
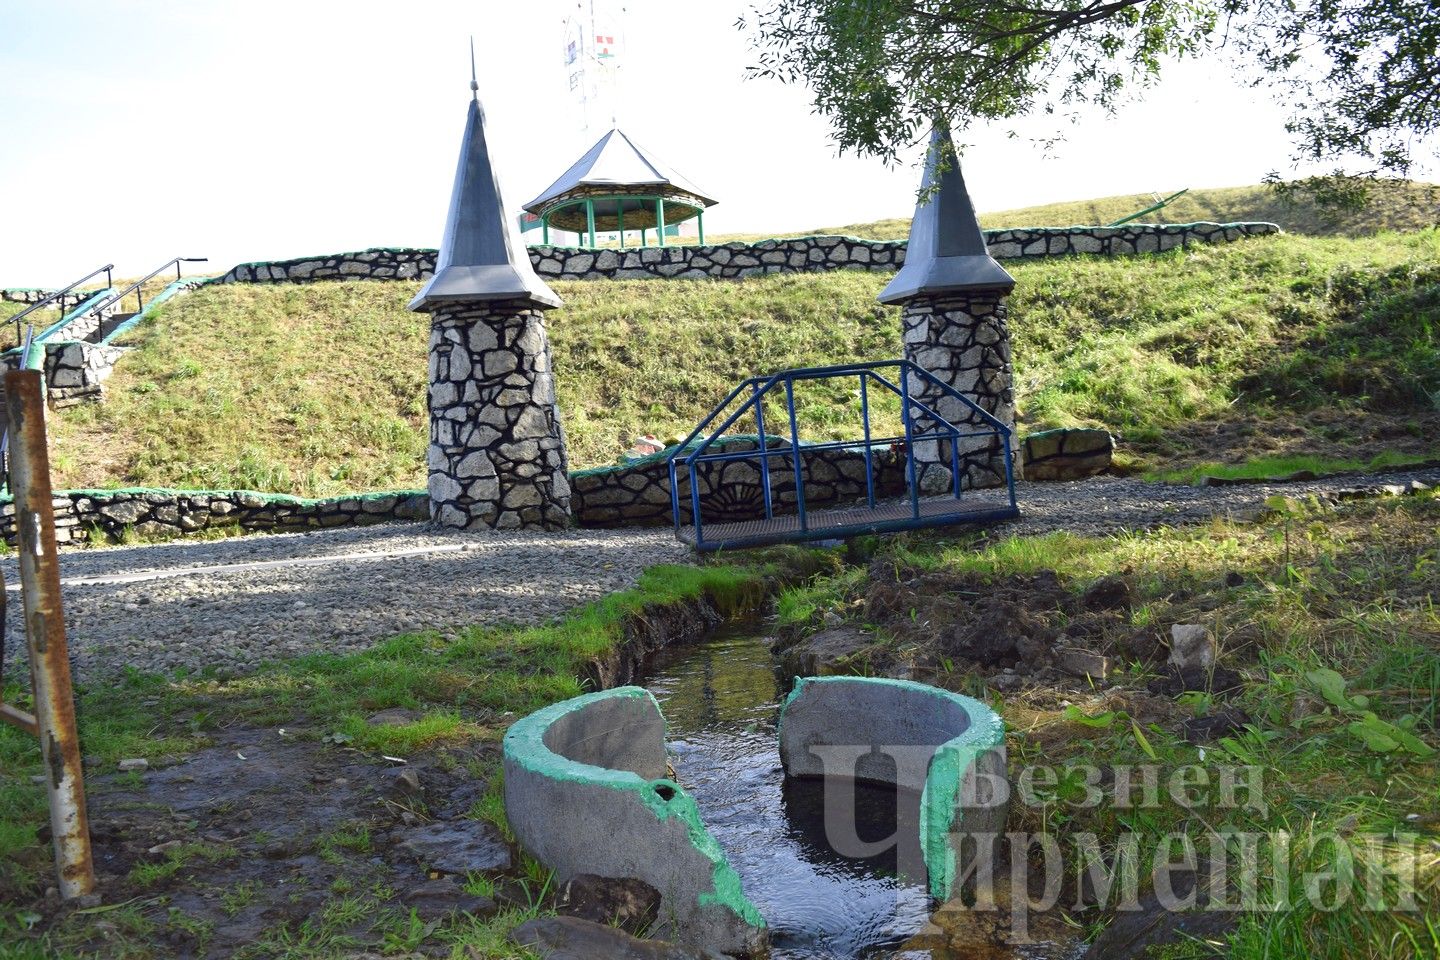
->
617 204 625 249
585 200 597 248
541 215 549 245
697 208 705 245
655 198 666 247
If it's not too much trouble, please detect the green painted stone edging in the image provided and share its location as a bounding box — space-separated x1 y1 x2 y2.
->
778 675 1008 901
502 686 765 953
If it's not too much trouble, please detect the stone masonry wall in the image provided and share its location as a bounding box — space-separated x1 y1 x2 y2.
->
571 436 909 527
1 288 100 308
209 223 1279 286
902 294 1018 491
428 301 571 530
0 490 430 546
45 341 126 408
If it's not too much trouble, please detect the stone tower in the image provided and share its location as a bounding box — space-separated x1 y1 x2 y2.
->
409 87 570 530
878 126 1019 492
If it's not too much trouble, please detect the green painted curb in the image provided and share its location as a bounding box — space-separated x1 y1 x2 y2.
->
780 675 1006 900
503 686 765 927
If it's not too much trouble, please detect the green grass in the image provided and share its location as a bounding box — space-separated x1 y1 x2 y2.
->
1150 450 1438 485
778 492 1440 959
45 229 1439 493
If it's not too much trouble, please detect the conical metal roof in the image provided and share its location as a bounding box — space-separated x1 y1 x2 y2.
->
410 96 562 312
523 128 716 213
878 126 1014 305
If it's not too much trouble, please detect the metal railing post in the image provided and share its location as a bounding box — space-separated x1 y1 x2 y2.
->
5 370 94 899
784 377 808 531
860 373 876 508
900 364 920 519
951 427 962 498
752 383 774 520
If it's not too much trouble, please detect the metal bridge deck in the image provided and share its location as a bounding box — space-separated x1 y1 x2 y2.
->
677 491 1019 550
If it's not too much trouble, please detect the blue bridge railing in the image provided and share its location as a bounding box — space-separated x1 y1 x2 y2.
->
667 359 1019 550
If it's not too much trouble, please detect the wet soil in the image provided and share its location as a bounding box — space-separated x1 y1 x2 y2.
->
18 726 522 958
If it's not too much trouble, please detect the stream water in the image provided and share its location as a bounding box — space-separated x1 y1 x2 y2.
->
643 621 933 959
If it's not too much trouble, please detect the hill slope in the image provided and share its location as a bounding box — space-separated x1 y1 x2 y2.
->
47 229 1439 495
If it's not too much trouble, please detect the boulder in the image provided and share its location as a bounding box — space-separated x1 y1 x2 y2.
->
1167 624 1214 671
777 626 875 677
1022 428 1114 481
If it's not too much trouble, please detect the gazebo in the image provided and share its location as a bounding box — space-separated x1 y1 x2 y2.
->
523 128 716 248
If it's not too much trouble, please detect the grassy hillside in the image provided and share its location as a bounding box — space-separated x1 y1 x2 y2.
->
45 228 1439 495
807 180 1440 240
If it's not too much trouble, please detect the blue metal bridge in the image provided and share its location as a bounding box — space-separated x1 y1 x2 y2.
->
667 360 1019 550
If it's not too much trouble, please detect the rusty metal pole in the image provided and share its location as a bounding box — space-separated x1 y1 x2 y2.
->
5 369 94 898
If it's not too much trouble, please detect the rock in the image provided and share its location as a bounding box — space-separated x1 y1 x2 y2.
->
1181 708 1250 743
1056 647 1111 682
1167 624 1214 671
778 626 875 677
1149 665 1243 697
511 916 709 960
367 708 420 726
557 874 661 934
117 758 149 772
1081 575 1132 613
1022 428 1114 481
384 768 424 800
396 819 511 874
400 878 498 921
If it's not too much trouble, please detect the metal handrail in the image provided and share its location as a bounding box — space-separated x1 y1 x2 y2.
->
8 264 114 341
666 359 1018 547
71 256 207 325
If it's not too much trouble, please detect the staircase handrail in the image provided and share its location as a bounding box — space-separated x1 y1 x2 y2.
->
72 257 207 324
7 264 114 340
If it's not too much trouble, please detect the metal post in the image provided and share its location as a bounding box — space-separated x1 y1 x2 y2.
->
585 200 597 248
617 204 625 250
5 370 94 899
899 368 920 519
697 209 705 245
1001 427 1018 512
784 378 807 532
542 215 550 246
641 226 647 248
752 384 774 520
951 428 962 498
655 198 666 247
105 267 112 289
860 374 876 509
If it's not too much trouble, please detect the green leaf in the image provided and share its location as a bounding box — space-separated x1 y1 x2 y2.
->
1305 668 1350 709
1350 713 1436 757
1062 705 1118 728
1131 719 1160 760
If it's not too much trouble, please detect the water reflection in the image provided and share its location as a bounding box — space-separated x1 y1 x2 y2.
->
644 622 932 959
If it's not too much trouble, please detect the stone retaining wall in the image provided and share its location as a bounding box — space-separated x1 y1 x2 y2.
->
210 222 1279 286
45 341 127 408
571 436 910 528
0 288 101 308
0 489 431 546
0 428 1115 546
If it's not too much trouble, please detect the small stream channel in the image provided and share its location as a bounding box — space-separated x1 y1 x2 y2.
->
642 620 933 959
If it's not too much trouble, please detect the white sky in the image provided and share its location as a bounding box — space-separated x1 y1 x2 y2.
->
0 0 1364 286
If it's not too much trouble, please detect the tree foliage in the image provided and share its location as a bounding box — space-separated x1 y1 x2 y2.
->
742 0 1439 181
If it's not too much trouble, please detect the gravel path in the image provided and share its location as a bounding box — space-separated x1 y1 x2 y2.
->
1 525 688 683
2 466 1434 683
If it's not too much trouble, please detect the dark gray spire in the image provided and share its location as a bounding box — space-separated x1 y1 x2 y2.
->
878 126 1014 305
410 94 561 312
